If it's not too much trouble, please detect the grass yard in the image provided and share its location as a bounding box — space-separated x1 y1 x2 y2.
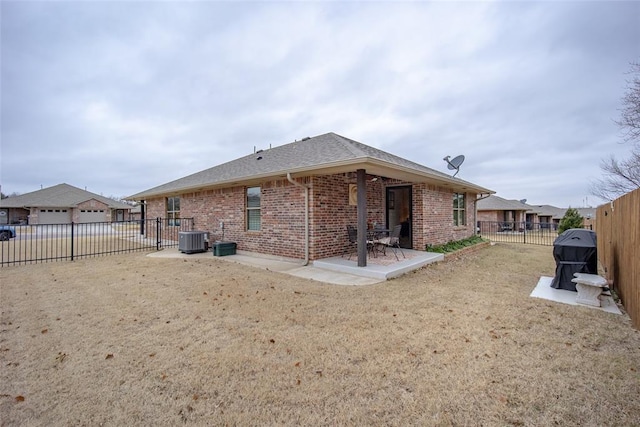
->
1 243 639 426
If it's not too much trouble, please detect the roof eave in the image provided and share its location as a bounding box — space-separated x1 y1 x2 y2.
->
128 157 494 200
360 158 493 194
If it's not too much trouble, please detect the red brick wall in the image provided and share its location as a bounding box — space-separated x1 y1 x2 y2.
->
143 173 477 260
477 210 530 224
309 174 351 259
308 173 385 259
413 184 476 249
477 210 501 222
75 199 110 222
145 181 308 258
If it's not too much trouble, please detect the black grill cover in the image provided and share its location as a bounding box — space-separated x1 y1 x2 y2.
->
551 229 597 291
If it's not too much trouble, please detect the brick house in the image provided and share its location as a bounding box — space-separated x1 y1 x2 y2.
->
477 195 535 230
130 133 493 264
479 197 596 232
532 204 566 229
0 183 133 225
530 205 596 231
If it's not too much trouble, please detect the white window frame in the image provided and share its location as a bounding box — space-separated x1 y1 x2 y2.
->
246 187 261 231
453 193 466 226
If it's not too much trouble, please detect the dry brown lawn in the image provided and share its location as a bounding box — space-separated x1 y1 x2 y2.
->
1 243 639 426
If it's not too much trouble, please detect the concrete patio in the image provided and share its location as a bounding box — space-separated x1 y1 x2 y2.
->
313 249 444 280
148 247 444 286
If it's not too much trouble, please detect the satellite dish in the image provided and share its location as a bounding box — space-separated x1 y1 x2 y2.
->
443 155 465 177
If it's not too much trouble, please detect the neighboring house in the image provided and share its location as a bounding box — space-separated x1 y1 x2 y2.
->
532 205 567 229
576 207 596 230
534 206 596 229
478 199 596 231
129 132 494 262
0 183 133 225
477 195 534 230
129 204 142 221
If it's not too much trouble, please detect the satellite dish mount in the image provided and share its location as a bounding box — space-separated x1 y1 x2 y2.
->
443 155 465 177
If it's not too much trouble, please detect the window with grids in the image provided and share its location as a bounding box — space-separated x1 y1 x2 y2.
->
453 193 466 226
167 197 180 226
246 187 261 231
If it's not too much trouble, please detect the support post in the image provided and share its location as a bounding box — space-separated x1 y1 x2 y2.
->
357 169 367 267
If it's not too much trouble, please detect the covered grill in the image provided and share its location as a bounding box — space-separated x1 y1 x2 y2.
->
551 229 597 292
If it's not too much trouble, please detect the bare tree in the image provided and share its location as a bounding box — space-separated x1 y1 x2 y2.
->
1 191 21 199
616 62 640 144
590 150 640 200
591 61 640 201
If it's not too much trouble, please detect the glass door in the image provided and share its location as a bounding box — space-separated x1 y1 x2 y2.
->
386 186 412 248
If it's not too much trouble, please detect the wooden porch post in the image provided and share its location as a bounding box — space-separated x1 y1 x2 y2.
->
357 169 367 267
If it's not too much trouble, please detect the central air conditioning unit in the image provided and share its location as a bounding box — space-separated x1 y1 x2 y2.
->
178 231 208 254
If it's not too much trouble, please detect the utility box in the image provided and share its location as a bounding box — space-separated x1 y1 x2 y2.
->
178 231 208 254
213 241 236 257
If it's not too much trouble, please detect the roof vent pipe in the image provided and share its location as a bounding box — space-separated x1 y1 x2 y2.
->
286 173 309 266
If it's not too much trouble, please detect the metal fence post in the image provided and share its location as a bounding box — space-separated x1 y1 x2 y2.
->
156 218 161 250
70 221 75 261
523 221 526 244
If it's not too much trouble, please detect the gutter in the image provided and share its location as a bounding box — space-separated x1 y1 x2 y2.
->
286 173 310 266
474 193 493 235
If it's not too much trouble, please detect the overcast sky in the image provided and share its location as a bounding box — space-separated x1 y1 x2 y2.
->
1 1 638 207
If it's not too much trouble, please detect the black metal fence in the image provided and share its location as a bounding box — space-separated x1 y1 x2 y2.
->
0 218 194 267
478 221 560 246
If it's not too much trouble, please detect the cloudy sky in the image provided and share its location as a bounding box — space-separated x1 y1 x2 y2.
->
1 1 638 207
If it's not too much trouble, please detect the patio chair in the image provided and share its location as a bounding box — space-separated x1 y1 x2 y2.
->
370 224 388 256
344 225 374 260
375 224 405 261
500 222 513 232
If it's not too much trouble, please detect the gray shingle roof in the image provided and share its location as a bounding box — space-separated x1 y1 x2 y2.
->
478 196 596 220
533 206 595 220
477 195 533 211
0 183 132 209
575 207 596 219
533 205 568 219
130 132 493 199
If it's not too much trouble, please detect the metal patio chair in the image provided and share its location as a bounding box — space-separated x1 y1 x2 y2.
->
375 224 405 261
344 224 374 260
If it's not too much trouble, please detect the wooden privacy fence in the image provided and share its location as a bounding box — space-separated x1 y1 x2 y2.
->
596 188 640 329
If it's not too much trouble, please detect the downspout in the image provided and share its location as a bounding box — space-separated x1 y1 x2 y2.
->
287 173 309 266
474 193 492 235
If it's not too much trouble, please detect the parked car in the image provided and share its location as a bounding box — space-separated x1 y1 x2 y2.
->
0 225 16 241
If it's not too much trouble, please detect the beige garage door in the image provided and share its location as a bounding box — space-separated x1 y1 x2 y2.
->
38 208 71 224
78 209 107 223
